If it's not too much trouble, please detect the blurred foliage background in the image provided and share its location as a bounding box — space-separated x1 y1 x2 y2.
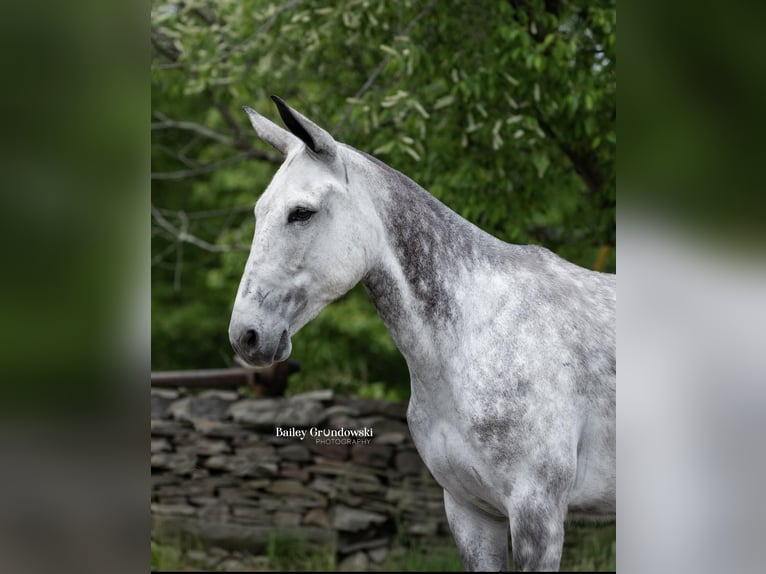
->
151 0 616 400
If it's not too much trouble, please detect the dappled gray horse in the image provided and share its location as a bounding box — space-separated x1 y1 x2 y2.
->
229 97 615 572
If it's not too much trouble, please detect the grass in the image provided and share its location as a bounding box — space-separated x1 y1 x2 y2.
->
265 530 335 571
383 542 463 571
151 521 615 571
150 529 335 572
561 521 616 571
379 521 614 572
151 538 205 571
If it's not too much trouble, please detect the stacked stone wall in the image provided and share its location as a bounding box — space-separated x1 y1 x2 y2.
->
151 388 451 569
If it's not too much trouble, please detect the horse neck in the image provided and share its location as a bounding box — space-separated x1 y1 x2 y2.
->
352 149 491 376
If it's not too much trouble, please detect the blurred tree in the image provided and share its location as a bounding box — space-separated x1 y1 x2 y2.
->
151 0 616 398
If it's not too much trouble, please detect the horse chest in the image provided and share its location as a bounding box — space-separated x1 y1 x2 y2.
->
407 394 509 516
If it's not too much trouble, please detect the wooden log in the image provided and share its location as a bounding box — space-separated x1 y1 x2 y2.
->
151 361 300 397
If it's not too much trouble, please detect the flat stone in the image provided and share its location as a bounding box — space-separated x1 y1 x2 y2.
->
348 479 386 496
378 401 408 420
290 389 334 402
363 417 410 437
186 549 207 564
242 556 270 570
338 551 369 571
195 439 230 456
336 398 408 420
152 516 335 553
351 443 393 468
343 494 365 507
199 389 239 401
257 498 284 512
309 476 337 495
228 398 323 429
374 432 408 445
189 496 218 506
203 455 228 470
233 433 265 446
386 487 412 504
267 479 304 495
151 389 179 419
218 558 246 571
169 395 233 423
395 450 424 475
407 520 438 535
231 506 272 525
254 462 279 477
303 507 329 527
339 536 390 554
235 445 276 459
307 441 349 461
151 474 178 488
265 436 295 446
281 495 328 510
151 503 196 516
151 452 197 475
274 511 301 527
151 419 191 436
307 460 378 478
199 476 240 489
278 444 311 462
151 388 180 400
218 487 259 504
331 505 387 532
199 503 230 522
326 414 360 429
151 438 172 453
245 479 271 490
280 465 310 482
229 457 279 478
268 479 323 499
156 482 212 498
204 455 278 477
369 547 389 563
192 419 247 439
156 495 187 505
362 500 397 515
318 405 360 426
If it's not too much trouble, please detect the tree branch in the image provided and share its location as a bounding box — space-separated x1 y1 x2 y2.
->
152 0 303 72
333 0 438 135
151 206 249 253
533 107 604 196
151 148 280 181
154 205 254 220
208 96 249 150
152 112 235 145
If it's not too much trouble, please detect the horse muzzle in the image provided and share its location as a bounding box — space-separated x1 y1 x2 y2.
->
229 318 292 367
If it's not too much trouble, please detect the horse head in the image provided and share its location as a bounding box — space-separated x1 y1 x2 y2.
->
229 97 382 366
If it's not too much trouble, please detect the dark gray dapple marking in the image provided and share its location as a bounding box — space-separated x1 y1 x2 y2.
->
229 96 616 571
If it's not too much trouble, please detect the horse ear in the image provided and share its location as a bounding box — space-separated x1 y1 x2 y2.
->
271 95 336 157
242 105 298 155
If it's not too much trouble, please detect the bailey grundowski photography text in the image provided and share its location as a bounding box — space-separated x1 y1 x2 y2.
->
275 426 375 445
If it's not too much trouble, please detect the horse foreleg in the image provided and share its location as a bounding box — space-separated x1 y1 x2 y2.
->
508 497 566 572
443 489 509 571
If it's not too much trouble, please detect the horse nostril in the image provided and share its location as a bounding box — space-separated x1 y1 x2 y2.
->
242 329 258 353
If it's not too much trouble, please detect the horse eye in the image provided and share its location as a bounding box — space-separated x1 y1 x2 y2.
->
287 207 315 223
